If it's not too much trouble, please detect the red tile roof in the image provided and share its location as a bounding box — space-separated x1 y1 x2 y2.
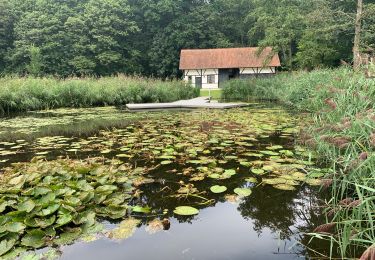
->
179 47 281 70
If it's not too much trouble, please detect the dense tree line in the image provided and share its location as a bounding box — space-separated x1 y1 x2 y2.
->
0 0 374 77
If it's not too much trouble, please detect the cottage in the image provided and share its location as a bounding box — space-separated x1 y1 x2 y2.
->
179 47 281 89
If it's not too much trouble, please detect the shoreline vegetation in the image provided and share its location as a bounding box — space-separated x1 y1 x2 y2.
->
223 67 375 258
0 67 373 258
0 76 199 115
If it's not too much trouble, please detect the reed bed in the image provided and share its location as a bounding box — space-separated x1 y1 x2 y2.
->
0 75 199 115
223 68 375 258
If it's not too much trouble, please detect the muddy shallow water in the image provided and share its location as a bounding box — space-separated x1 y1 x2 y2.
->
0 105 332 259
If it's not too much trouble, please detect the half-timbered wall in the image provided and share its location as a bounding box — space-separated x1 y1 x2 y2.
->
183 69 219 89
183 67 277 89
239 67 275 74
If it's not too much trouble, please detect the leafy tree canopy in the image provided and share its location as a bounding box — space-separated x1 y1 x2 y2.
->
0 0 373 76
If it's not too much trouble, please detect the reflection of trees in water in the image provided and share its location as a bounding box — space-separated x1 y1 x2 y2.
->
238 185 299 239
133 179 220 225
237 185 326 255
135 175 333 257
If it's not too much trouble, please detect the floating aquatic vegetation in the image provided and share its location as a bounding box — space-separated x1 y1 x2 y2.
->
245 177 257 183
0 106 326 257
225 194 241 203
177 184 198 195
273 184 296 191
107 218 141 240
234 188 252 197
132 206 151 214
0 158 149 257
210 185 227 194
173 206 199 216
251 169 265 175
145 219 164 235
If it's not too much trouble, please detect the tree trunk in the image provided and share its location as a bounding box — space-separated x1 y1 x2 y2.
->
289 42 293 71
281 47 287 69
353 0 363 70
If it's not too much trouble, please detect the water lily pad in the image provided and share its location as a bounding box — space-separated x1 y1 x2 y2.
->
9 175 25 186
266 145 283 150
54 228 82 245
208 173 221 179
107 218 141 240
35 151 49 155
37 203 60 216
307 172 325 178
96 185 117 193
55 214 73 227
158 155 175 160
225 194 240 203
132 206 151 214
17 199 35 213
173 206 199 216
251 169 265 175
145 219 165 235
262 165 274 171
262 178 286 185
245 177 257 183
305 179 322 186
260 151 279 156
243 152 264 158
160 160 173 165
0 238 16 256
234 188 252 197
33 187 51 196
116 154 131 158
284 180 300 186
5 222 26 233
240 161 252 167
280 150 294 157
21 230 46 248
37 193 56 206
224 169 236 176
177 185 198 194
210 185 227 193
273 184 296 191
34 215 56 228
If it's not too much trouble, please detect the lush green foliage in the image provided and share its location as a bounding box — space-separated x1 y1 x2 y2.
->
0 0 375 77
199 89 222 100
223 68 375 258
0 76 198 114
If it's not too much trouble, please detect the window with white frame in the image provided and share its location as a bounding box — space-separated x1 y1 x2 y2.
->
207 75 215 84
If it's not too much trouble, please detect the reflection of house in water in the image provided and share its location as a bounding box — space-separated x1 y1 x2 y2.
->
179 47 281 89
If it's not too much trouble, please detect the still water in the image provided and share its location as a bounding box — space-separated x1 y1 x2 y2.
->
0 105 330 259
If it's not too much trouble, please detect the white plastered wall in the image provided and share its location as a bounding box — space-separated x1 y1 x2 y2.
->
183 69 219 89
239 67 275 74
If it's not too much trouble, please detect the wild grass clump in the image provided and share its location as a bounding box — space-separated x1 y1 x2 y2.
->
0 75 199 114
222 69 360 111
224 67 375 258
222 77 278 101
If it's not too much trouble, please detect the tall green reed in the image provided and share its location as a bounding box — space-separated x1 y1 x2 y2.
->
0 75 199 115
223 67 375 258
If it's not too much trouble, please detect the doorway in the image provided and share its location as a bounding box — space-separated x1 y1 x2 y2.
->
195 77 202 89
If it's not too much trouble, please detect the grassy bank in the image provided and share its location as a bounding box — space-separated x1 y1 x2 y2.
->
223 68 375 258
0 76 199 115
200 89 222 99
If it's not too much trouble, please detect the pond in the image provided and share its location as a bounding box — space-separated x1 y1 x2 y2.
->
0 105 332 259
